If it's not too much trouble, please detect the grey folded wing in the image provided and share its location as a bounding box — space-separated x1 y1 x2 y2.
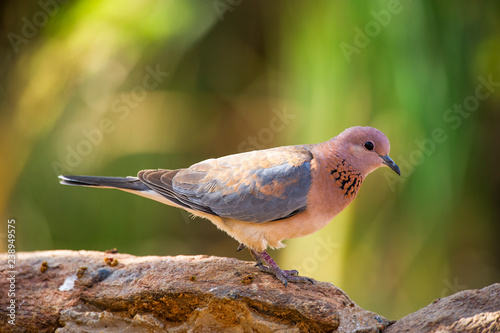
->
138 145 314 223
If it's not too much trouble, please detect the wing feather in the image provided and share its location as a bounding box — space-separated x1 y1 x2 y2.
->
138 145 313 223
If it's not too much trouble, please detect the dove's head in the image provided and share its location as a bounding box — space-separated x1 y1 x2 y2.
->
336 126 400 176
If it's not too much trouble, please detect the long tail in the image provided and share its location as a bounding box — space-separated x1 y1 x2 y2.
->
59 175 150 191
58 174 180 207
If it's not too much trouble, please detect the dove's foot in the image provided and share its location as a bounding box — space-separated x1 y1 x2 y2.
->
250 249 314 287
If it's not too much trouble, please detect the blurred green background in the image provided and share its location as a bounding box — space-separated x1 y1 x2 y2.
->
1 0 499 320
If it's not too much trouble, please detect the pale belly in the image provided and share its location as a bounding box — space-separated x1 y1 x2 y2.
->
190 193 352 253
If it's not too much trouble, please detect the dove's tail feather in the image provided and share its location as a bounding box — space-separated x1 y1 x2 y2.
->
58 175 149 191
58 174 179 206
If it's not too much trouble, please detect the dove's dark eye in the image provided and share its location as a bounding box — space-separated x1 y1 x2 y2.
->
364 141 374 151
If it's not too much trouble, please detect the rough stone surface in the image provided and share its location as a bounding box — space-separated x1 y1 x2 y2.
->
385 283 500 333
1 250 498 332
0 250 391 332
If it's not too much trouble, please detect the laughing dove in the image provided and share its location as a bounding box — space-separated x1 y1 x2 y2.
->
59 126 400 285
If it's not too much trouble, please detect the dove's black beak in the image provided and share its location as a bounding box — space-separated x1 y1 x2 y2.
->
380 155 401 176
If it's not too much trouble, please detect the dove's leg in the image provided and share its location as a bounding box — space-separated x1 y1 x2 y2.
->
249 249 313 286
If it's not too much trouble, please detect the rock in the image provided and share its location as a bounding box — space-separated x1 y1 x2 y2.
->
384 283 500 333
0 250 391 332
